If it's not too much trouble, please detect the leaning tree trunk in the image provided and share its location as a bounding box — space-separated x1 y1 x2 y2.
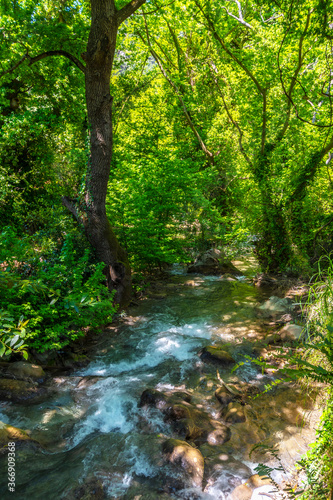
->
81 1 131 306
62 0 145 306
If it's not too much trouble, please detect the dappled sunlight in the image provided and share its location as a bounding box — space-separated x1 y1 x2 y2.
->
0 272 321 499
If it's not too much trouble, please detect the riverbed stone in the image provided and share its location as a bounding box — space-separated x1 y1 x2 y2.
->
162 438 204 488
224 402 246 424
173 417 202 441
258 296 292 319
200 346 235 366
230 483 253 500
0 421 31 446
164 403 192 422
63 478 106 500
139 388 168 409
6 361 45 381
279 324 303 341
215 387 235 407
206 424 231 445
247 473 272 488
187 248 240 275
0 378 48 403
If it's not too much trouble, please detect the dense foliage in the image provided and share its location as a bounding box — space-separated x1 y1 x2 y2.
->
0 0 333 496
0 0 332 341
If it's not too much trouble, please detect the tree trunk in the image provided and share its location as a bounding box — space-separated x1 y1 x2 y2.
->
253 148 292 272
82 0 131 306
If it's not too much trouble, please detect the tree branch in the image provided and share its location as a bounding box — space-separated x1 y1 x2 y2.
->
277 9 331 131
61 196 83 224
28 50 86 73
209 63 253 168
138 18 214 163
0 53 29 78
222 0 253 29
194 0 264 96
116 0 146 26
261 89 267 154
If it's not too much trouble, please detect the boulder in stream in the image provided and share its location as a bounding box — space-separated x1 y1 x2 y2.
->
139 388 231 446
0 421 31 447
215 387 235 407
6 361 45 382
63 477 106 500
230 483 253 500
200 346 235 366
0 378 49 403
258 296 292 319
162 438 205 488
279 323 303 341
223 402 246 424
187 249 240 275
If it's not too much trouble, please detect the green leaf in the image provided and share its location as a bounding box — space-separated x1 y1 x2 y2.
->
10 334 20 347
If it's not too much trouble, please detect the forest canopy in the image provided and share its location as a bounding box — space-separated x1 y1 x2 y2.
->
0 0 333 354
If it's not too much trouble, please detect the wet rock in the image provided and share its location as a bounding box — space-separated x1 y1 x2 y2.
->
230 483 253 500
173 417 203 441
202 448 252 495
139 387 231 446
280 324 303 341
76 376 104 389
200 346 235 366
224 402 246 424
206 424 231 445
215 387 235 407
258 296 292 319
139 389 168 409
6 361 45 381
63 477 106 500
172 391 192 403
0 378 49 403
0 421 31 446
162 438 204 488
247 473 272 488
122 485 173 499
187 249 240 275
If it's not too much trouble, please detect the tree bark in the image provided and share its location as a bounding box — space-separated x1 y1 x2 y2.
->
73 0 143 306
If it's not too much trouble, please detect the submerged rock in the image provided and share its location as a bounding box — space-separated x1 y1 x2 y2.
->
215 387 235 407
139 387 231 446
187 249 240 275
162 438 204 488
139 388 169 409
224 402 246 424
63 477 106 500
0 378 49 403
6 361 45 382
206 424 231 445
0 421 31 447
200 346 235 366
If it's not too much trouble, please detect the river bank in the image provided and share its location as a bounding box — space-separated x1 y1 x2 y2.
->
0 257 324 499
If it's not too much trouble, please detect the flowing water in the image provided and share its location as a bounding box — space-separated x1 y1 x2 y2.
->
0 263 321 499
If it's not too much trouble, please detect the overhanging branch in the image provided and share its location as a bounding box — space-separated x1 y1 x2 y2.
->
28 50 86 73
117 0 146 26
0 50 86 78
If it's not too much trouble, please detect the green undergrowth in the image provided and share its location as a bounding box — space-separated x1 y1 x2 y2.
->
296 256 333 499
0 221 117 356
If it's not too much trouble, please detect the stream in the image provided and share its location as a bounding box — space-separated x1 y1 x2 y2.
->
0 261 321 499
